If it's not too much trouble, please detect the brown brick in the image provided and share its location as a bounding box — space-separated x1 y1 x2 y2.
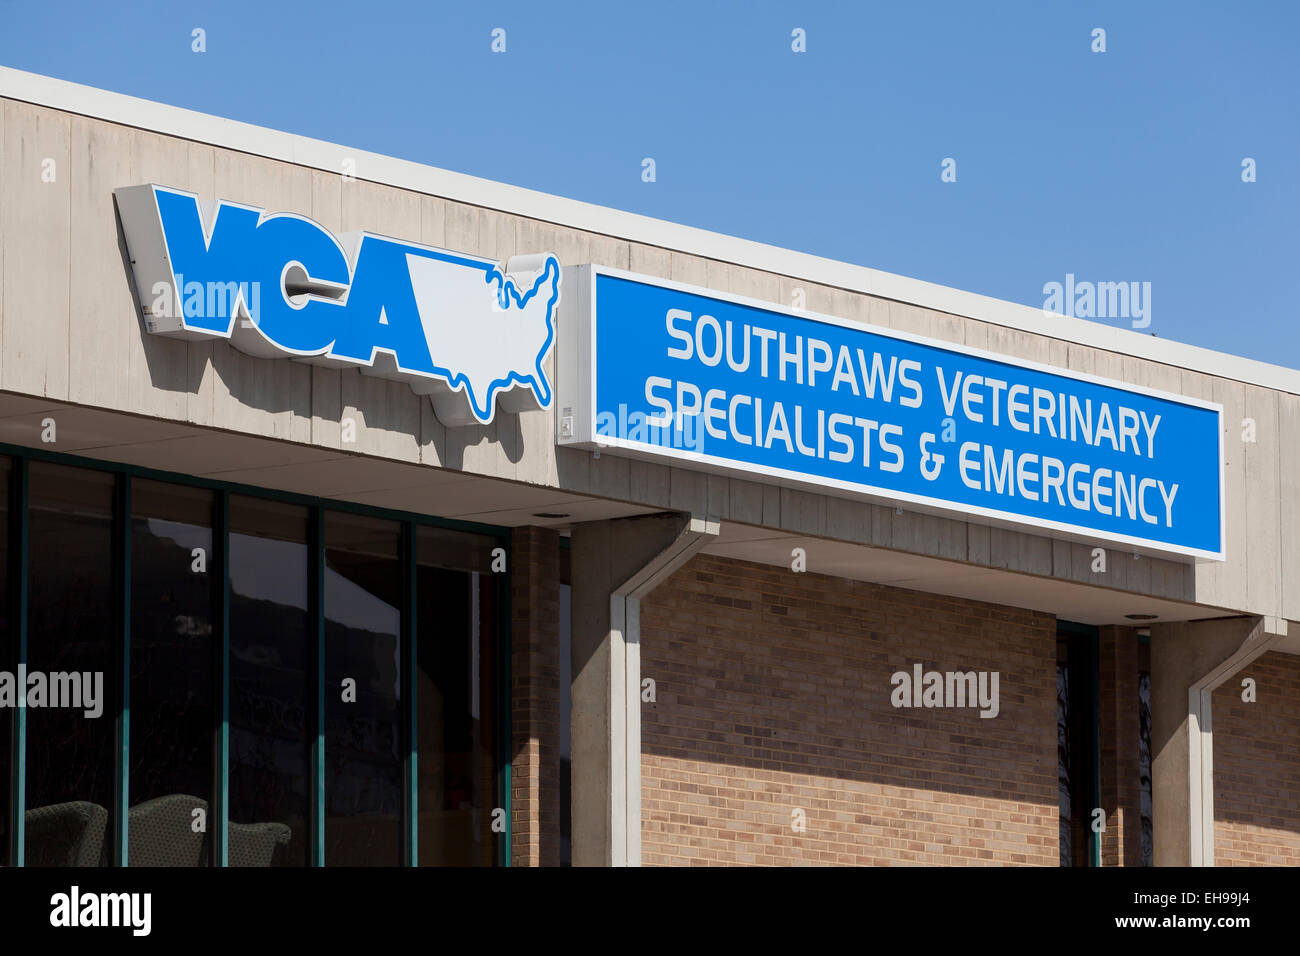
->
639 554 1058 866
1213 651 1300 866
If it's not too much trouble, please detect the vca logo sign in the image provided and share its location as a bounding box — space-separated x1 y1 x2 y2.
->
115 184 560 427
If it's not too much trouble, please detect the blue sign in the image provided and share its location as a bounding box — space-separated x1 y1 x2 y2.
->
116 184 560 426
581 271 1224 559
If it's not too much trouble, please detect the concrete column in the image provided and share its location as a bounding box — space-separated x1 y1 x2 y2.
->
569 512 718 867
1150 616 1287 866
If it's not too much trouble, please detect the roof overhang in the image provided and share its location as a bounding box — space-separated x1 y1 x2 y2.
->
0 390 1271 632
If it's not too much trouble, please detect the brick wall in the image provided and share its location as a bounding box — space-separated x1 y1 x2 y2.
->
639 553 1058 866
1213 650 1300 866
1098 625 1143 866
509 527 561 866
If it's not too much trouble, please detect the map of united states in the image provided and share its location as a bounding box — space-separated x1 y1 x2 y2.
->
406 251 561 424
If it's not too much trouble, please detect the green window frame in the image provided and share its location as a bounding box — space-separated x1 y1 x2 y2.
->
1 441 511 868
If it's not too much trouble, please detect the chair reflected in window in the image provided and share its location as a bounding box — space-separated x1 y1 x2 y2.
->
24 801 109 867
127 795 291 867
24 796 292 867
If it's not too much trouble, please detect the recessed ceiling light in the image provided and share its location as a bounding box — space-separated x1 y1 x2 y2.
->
533 512 570 519
1125 613 1158 621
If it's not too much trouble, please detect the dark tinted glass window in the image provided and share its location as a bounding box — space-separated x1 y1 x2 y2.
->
229 496 309 867
1138 638 1153 867
128 480 215 866
416 527 498 866
0 459 9 865
324 512 402 865
25 463 115 867
9 454 510 867
559 542 571 867
1058 625 1099 867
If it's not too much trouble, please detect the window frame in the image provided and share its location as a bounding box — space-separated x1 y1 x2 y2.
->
0 440 511 868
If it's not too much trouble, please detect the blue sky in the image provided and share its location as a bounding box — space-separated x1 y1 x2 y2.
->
2 1 1296 368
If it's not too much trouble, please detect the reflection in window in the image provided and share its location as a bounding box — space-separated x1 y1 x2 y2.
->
324 513 402 866
1138 669 1154 867
128 480 215 866
25 463 116 867
1057 662 1072 866
229 496 309 867
1057 626 1098 867
0 459 9 866
0 456 509 868
416 527 498 866
559 544 571 867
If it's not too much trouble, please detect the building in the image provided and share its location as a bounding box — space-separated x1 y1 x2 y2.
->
0 65 1295 868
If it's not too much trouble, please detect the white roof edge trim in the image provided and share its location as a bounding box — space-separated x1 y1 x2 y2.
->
3 65 1299 396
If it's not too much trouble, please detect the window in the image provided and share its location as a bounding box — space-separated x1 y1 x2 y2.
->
0 450 508 866
0 459 10 866
228 496 310 867
415 526 499 866
1138 638 1153 867
1057 622 1099 867
24 463 116 867
324 512 403 866
128 480 217 866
